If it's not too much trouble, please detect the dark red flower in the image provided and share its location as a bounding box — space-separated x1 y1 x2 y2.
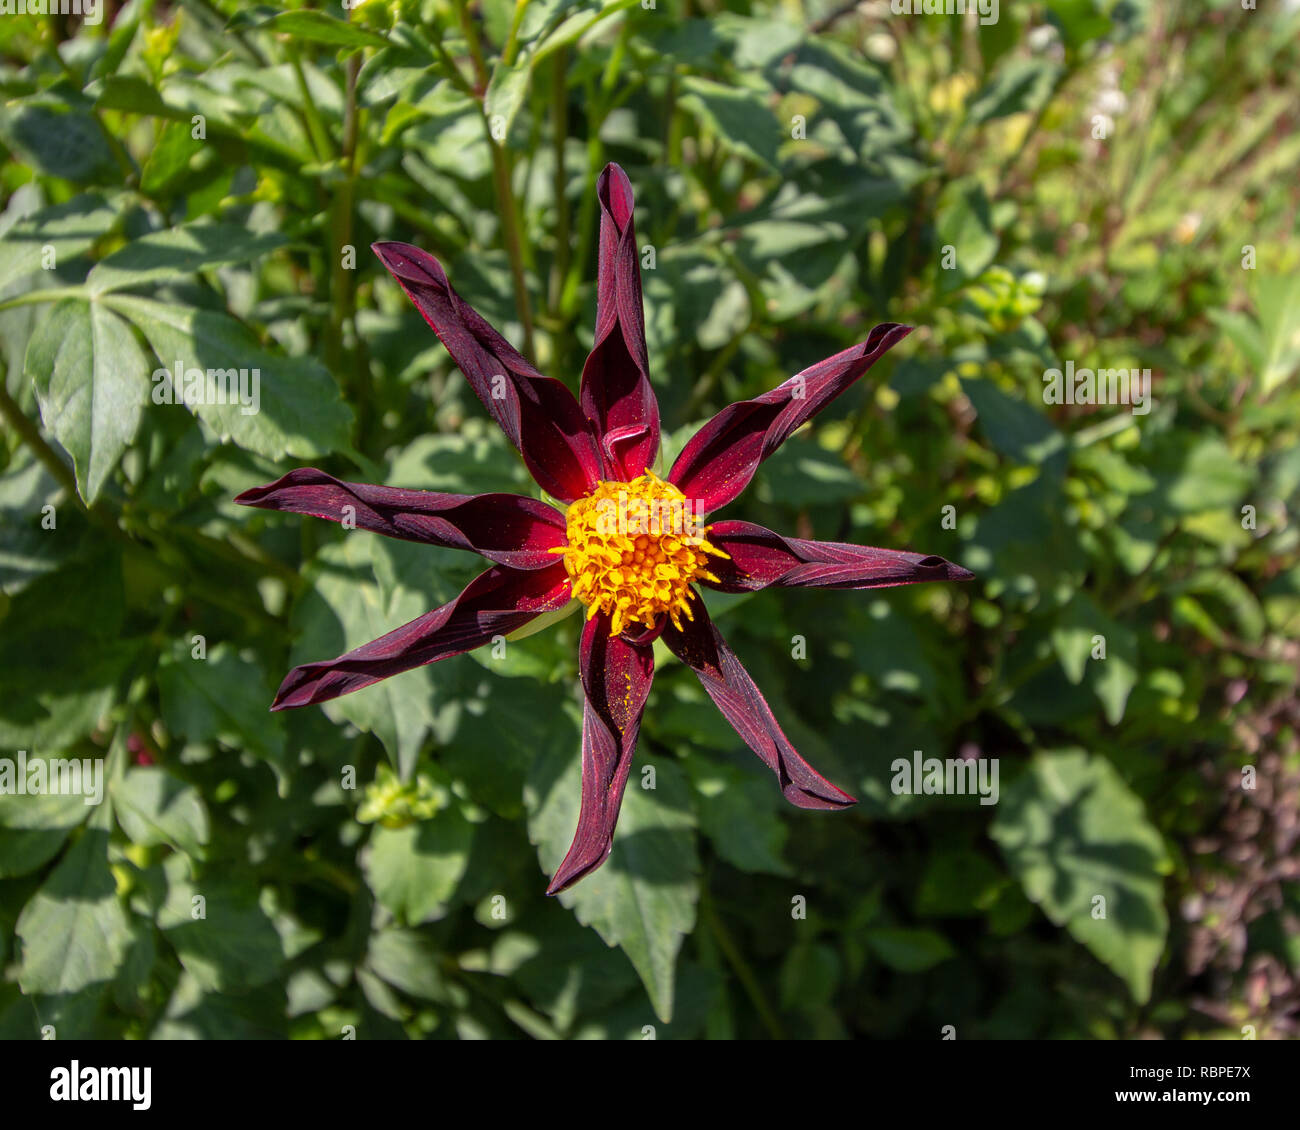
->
237 164 973 894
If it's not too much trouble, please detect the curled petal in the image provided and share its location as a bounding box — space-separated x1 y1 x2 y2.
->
669 323 913 512
547 613 655 894
580 164 659 480
660 593 855 810
701 520 975 592
236 468 566 570
372 241 601 502
272 563 571 710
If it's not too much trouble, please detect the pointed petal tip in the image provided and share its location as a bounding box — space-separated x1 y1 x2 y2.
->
788 783 857 810
916 554 976 583
371 240 445 287
545 851 607 896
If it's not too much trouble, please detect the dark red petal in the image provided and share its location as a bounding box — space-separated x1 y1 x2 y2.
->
668 323 914 512
547 613 655 894
701 520 975 592
372 241 601 503
579 164 659 481
271 563 571 710
660 593 855 810
236 468 566 570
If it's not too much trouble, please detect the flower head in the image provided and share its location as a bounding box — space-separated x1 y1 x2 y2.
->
237 165 973 894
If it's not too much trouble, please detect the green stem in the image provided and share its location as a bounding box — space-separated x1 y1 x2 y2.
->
453 0 490 92
549 48 571 321
503 0 533 67
0 378 80 501
330 53 366 434
0 287 91 312
428 33 477 97
456 0 537 361
288 47 335 163
559 75 605 318
699 884 786 1039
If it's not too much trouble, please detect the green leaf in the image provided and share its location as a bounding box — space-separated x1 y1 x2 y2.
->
863 927 956 972
915 852 1006 918
0 554 136 751
681 753 790 876
157 855 285 992
16 828 132 997
0 93 118 184
527 737 699 1022
1050 597 1095 686
111 767 210 858
90 75 196 122
967 59 1060 124
1254 274 1300 396
484 54 533 149
86 224 287 296
0 777 90 879
1081 598 1139 725
157 642 289 790
101 292 353 460
26 299 151 503
991 749 1170 1003
936 179 999 287
962 377 1065 465
0 192 119 281
679 76 781 171
1152 436 1254 514
779 941 841 1009
228 9 391 49
361 810 475 925
366 927 450 1002
290 537 458 779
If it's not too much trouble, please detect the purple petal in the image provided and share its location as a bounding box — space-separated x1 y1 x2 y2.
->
372 241 601 503
236 468 567 570
547 612 655 894
668 323 913 512
660 592 856 810
272 563 572 710
579 164 659 480
701 520 975 591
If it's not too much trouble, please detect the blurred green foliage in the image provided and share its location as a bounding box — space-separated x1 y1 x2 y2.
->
0 0 1297 1039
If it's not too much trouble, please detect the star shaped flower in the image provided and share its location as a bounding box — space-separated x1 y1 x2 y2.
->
237 164 973 893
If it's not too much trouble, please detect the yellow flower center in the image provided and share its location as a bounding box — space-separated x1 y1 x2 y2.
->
552 471 728 636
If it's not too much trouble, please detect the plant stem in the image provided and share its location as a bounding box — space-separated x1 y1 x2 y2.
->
0 379 80 500
549 48 571 321
559 74 605 319
455 0 537 362
0 287 91 312
699 884 786 1039
503 0 533 67
331 52 367 437
288 47 335 163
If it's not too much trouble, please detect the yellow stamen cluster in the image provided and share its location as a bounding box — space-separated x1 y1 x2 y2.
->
552 472 728 635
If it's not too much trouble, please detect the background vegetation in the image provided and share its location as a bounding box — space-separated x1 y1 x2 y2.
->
1 0 1297 1039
